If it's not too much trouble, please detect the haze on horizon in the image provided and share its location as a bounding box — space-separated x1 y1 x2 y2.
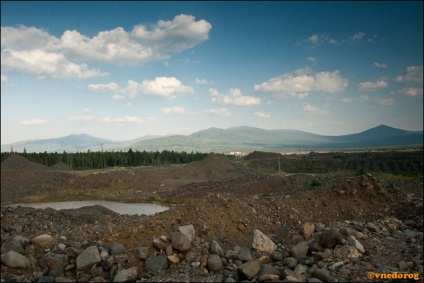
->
1 1 423 145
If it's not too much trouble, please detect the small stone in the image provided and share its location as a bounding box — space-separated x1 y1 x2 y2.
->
32 234 54 248
290 241 309 260
1 251 30 269
208 254 223 272
167 254 180 264
238 259 260 280
252 229 277 254
134 247 149 260
301 223 315 239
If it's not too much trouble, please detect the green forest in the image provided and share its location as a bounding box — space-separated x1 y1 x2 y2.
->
0 149 209 170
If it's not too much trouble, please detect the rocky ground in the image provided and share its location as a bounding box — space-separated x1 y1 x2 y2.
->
1 152 423 282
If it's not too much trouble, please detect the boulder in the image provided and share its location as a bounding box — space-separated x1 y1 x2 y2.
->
76 245 101 271
252 229 277 254
1 251 30 269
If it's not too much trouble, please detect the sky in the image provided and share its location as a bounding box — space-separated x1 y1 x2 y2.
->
1 1 423 145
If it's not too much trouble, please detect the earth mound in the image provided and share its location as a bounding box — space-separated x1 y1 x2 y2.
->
0 153 48 172
49 162 73 171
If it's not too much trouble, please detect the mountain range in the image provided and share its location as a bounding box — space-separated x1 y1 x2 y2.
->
1 125 422 153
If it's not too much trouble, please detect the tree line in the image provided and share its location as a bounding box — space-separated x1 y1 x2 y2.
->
1 149 209 170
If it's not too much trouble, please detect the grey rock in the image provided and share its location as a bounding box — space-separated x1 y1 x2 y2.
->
37 276 55 282
404 229 420 238
210 240 224 257
238 259 261 280
178 224 196 242
145 256 168 275
276 224 290 242
271 250 284 262
54 277 74 282
113 266 138 282
134 247 149 260
0 251 30 269
109 242 127 255
237 246 253 261
1 240 25 255
171 232 191 252
347 235 365 253
76 245 101 271
283 257 299 269
312 268 330 281
208 254 223 272
258 264 284 278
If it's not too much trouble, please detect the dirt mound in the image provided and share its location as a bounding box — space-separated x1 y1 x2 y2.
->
49 161 73 171
188 154 234 171
0 153 48 172
244 150 281 160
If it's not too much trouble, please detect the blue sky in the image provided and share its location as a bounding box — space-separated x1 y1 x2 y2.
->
1 1 423 145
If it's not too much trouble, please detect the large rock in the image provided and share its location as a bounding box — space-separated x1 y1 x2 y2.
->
318 229 342 249
252 229 277 254
113 266 138 282
76 245 101 271
32 234 55 248
210 240 224 257
178 224 196 242
238 259 261 280
109 242 127 255
207 254 223 272
347 235 365 253
171 232 191 252
290 241 309 259
1 240 25 255
144 256 168 275
1 251 30 269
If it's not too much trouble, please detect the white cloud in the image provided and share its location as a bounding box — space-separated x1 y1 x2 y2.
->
349 32 365 42
399 88 423 97
1 74 6 84
307 56 316 63
123 77 194 100
342 98 353 103
1 49 107 79
307 32 368 46
374 62 388 68
21 119 48 125
254 112 270 119
209 88 261 106
205 108 231 117
195 77 214 85
112 94 126 100
359 94 369 102
131 14 212 54
254 68 348 99
396 66 423 83
1 15 211 78
68 115 156 125
303 103 319 112
375 98 394 106
161 106 187 114
358 80 388 92
87 82 120 92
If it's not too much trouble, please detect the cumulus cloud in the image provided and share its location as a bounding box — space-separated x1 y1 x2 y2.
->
374 62 388 68
68 115 155 125
131 14 212 54
254 68 348 99
161 106 187 114
123 77 194 100
21 119 48 125
1 49 106 79
205 108 231 117
254 112 270 119
1 15 212 79
396 66 423 83
1 74 6 84
209 88 261 106
358 80 388 92
87 82 120 92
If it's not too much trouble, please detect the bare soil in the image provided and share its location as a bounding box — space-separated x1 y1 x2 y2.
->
1 151 423 282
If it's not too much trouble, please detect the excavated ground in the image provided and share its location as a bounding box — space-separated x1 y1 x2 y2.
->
1 151 423 282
